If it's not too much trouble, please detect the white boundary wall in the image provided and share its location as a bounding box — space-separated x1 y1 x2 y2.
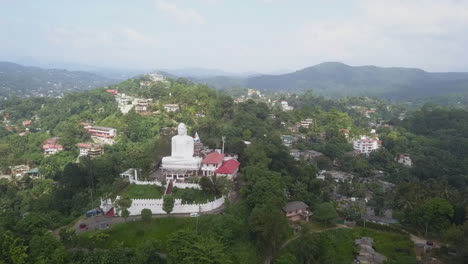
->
126 197 224 215
132 180 163 186
172 182 201 189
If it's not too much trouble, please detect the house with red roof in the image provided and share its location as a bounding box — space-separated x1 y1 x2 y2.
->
201 151 225 176
106 89 119 95
22 120 32 126
215 159 241 179
43 137 63 155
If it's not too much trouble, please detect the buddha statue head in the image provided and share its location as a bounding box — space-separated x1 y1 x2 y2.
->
178 123 187 136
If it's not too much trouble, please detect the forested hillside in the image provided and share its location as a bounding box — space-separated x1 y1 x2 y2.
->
0 77 467 263
0 62 117 98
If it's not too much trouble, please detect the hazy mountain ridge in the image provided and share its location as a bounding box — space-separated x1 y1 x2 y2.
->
0 61 118 98
244 62 468 99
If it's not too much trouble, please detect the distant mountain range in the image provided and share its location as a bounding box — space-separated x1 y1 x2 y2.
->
0 62 119 98
181 62 468 101
244 62 468 100
2 60 468 101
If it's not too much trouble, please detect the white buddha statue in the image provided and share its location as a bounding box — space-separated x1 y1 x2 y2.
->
161 123 201 170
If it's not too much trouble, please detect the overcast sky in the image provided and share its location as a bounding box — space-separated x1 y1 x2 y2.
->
1 0 468 73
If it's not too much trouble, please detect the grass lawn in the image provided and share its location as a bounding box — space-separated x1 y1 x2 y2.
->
278 227 416 264
121 184 165 199
302 220 336 232
170 187 216 204
78 217 193 250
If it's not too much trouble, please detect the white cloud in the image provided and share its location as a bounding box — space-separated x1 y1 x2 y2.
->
281 0 468 71
156 0 206 25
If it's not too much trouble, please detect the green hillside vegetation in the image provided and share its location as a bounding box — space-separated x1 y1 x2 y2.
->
0 61 117 98
277 228 416 264
0 76 467 263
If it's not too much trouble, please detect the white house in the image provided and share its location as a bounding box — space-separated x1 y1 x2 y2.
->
135 99 151 113
280 101 294 111
42 137 63 155
201 151 225 176
353 136 381 154
164 104 180 112
397 154 413 167
300 118 313 129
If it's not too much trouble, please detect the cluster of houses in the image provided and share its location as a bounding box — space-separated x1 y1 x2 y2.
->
280 100 294 111
2 164 41 180
107 90 153 115
290 149 324 161
40 123 117 157
139 72 167 87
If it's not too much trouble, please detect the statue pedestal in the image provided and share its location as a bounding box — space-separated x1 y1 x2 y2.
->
161 157 202 171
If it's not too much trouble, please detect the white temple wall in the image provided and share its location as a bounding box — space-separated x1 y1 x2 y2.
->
124 197 224 216
172 182 201 189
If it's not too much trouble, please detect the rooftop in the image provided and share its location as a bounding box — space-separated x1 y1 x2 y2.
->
202 151 225 164
283 201 309 212
215 159 240 174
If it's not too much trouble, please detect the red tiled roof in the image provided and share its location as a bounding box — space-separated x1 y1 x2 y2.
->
43 144 63 150
44 137 59 145
106 89 119 95
202 151 225 164
215 159 240 174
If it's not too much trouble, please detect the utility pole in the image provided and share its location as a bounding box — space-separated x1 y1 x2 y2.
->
221 136 226 154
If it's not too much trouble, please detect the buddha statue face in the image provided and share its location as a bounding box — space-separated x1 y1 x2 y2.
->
178 123 187 136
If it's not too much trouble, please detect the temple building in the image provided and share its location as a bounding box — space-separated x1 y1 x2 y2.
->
215 159 240 179
201 151 225 176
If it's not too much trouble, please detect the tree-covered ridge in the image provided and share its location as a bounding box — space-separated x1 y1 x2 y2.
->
0 76 467 263
240 62 468 100
0 61 117 98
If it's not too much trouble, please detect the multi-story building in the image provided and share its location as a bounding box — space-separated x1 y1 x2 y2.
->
135 99 151 113
78 143 104 158
164 104 180 112
201 151 225 176
43 137 64 155
85 125 117 138
280 101 294 111
300 118 313 129
353 136 381 154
